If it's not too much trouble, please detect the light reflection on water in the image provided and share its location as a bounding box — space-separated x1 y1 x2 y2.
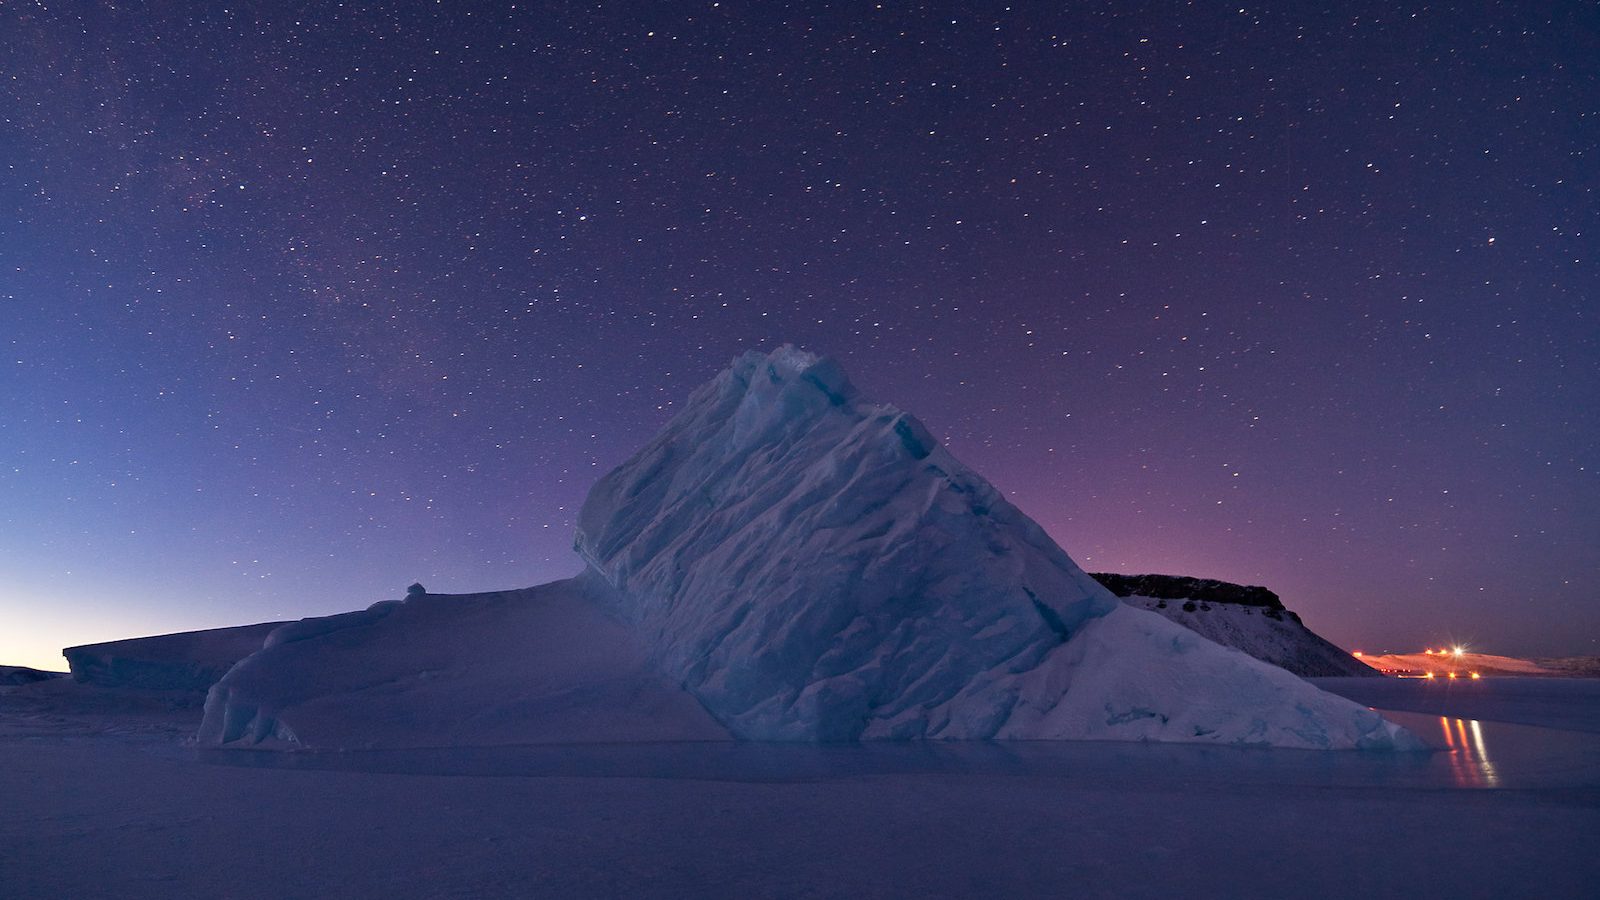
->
194 709 1600 791
1373 709 1600 789
1433 714 1498 788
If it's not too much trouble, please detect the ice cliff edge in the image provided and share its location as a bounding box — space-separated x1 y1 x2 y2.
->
576 346 1417 748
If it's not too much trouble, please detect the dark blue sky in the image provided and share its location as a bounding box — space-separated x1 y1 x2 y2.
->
3 1 1596 669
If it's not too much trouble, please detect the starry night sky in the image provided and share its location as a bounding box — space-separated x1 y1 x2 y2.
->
3 2 1596 670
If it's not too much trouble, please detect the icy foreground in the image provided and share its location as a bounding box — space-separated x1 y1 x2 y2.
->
9 689 1600 900
576 347 1416 748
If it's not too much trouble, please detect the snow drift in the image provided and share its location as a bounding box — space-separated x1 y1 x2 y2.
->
576 347 1416 748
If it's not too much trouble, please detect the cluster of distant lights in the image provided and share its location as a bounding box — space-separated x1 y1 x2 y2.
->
1350 646 1481 680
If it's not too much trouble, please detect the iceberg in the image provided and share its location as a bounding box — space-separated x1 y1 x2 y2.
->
200 345 1416 750
577 347 1416 748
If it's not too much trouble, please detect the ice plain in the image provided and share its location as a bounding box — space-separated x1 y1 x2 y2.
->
2 675 1597 899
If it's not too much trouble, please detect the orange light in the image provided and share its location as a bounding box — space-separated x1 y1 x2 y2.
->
1452 646 1464 657
1425 671 1436 679
1470 672 1481 680
1424 649 1435 655
1448 671 1458 679
1352 651 1364 657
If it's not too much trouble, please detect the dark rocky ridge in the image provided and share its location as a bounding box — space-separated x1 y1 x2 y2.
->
1092 573 1286 611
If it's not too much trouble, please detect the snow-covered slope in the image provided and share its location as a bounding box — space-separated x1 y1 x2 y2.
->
576 346 1416 749
198 579 728 747
1091 573 1380 677
64 623 285 692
